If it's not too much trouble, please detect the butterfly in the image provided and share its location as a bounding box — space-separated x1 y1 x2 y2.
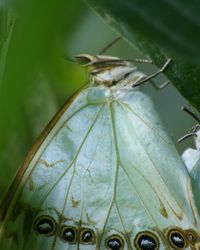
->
179 106 200 217
0 52 199 250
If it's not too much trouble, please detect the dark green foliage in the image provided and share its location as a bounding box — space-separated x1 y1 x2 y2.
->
86 0 200 111
0 0 84 195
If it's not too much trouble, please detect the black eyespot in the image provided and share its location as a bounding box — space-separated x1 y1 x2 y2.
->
168 229 186 249
80 228 95 244
34 215 56 236
135 231 159 250
106 235 124 250
60 226 77 244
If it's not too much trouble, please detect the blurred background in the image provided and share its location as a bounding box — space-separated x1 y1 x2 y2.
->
0 0 197 197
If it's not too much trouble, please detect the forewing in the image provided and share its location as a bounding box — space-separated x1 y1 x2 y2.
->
0 89 110 249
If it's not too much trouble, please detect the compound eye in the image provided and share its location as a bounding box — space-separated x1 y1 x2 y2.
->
80 228 95 244
60 226 77 244
168 229 186 249
34 215 56 236
106 235 124 250
135 231 159 250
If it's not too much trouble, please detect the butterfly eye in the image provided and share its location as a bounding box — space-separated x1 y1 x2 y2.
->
167 228 186 249
106 235 124 250
60 226 77 244
135 231 159 250
80 228 95 244
34 215 56 236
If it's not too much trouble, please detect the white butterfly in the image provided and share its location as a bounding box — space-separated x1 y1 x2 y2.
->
0 54 199 250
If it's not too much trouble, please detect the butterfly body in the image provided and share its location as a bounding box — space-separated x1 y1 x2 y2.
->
0 55 200 249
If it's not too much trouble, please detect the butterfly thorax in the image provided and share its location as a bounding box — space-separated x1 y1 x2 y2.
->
75 54 145 88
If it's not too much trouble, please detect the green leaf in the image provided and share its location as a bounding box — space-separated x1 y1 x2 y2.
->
85 0 200 111
0 0 84 195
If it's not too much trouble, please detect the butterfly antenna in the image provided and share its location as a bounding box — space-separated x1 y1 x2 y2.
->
182 106 200 123
99 36 122 55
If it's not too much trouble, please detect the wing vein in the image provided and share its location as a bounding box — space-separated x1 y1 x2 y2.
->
38 104 105 210
99 103 120 243
119 161 158 226
118 102 192 223
114 202 133 249
118 101 170 145
51 164 76 250
22 104 105 250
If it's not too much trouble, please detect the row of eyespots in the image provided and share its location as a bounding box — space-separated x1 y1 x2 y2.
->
33 216 199 249
136 229 199 250
34 215 95 244
168 228 200 249
136 228 200 250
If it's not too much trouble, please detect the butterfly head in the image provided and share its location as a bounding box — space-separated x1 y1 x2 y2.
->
75 54 144 88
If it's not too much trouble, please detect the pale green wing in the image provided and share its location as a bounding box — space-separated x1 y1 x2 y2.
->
0 87 199 250
181 130 200 216
189 159 200 214
182 148 200 173
115 91 196 224
182 147 200 216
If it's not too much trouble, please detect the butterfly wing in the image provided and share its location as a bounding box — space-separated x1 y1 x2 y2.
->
0 86 199 250
182 148 200 173
182 145 200 217
181 124 200 216
188 159 200 215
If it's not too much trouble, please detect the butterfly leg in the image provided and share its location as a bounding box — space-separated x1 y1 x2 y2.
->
132 58 171 87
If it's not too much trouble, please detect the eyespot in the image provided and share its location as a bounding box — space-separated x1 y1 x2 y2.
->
80 228 96 244
167 228 186 249
60 226 77 244
185 229 198 245
106 235 124 250
34 215 56 236
134 231 159 250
